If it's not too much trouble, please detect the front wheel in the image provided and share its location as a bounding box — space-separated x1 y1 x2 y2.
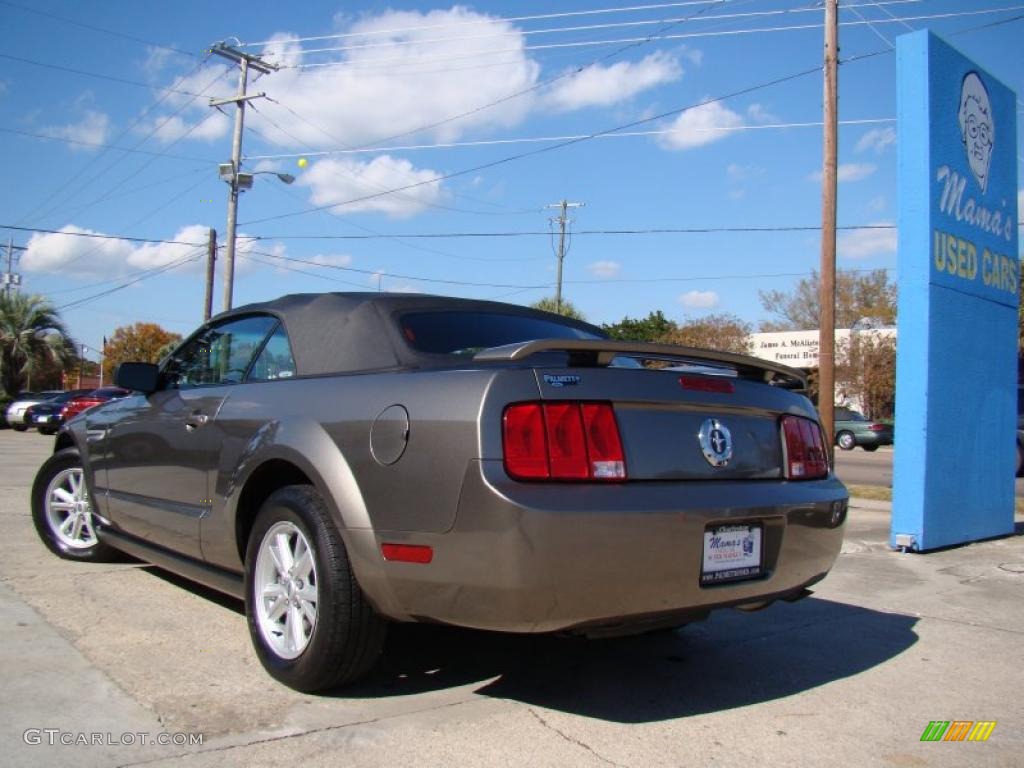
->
836 431 856 451
244 485 386 692
12 424 27 432
31 448 121 561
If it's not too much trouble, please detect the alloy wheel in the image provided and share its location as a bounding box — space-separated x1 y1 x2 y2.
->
254 521 319 660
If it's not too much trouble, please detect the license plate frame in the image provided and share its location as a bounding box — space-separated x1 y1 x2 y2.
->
700 523 764 585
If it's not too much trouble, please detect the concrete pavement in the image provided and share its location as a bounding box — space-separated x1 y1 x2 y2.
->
1 430 1022 767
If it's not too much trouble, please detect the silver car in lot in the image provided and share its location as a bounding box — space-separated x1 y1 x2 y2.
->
32 293 847 692
6 390 63 431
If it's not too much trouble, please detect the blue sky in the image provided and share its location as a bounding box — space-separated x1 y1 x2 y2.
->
0 0 1021 359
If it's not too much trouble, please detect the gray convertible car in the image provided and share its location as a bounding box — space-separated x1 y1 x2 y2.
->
32 293 847 692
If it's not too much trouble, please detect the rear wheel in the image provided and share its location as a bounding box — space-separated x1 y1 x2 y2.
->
862 445 878 452
31 448 121 561
244 485 386 692
12 424 27 432
836 431 856 451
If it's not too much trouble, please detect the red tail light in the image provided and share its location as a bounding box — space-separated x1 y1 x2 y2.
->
868 423 887 432
504 402 626 481
781 415 829 480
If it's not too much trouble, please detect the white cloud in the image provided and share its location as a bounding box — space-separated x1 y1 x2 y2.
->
678 290 719 309
658 101 744 150
867 195 887 213
143 112 231 144
855 126 897 154
211 9 539 149
586 260 621 278
746 103 778 123
143 47 174 78
680 47 704 66
47 110 110 149
307 253 353 268
545 51 682 112
838 223 897 260
298 155 443 218
22 224 210 278
1017 189 1023 219
809 163 877 183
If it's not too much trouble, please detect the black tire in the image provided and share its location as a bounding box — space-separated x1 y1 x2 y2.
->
836 431 856 451
31 448 122 561
862 445 879 452
12 424 27 432
244 485 386 692
38 426 56 436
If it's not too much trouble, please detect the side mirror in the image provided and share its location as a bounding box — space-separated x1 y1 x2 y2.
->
115 362 160 394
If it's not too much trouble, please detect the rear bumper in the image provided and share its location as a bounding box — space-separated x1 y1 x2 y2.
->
857 432 894 448
353 461 848 632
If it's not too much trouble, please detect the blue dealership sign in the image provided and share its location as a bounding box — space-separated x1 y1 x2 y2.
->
893 31 1018 551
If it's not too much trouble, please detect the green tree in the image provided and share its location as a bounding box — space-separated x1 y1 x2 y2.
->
758 269 897 331
0 293 75 397
661 313 753 355
530 296 587 321
602 311 677 342
103 322 183 375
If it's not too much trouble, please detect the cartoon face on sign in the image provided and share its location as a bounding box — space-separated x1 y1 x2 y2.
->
958 71 993 193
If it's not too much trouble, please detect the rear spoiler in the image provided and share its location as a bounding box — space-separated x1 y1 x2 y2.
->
474 339 807 389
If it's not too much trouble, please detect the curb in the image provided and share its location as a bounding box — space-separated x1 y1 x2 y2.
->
848 496 891 512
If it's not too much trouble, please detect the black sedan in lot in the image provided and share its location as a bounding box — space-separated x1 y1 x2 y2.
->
24 389 93 435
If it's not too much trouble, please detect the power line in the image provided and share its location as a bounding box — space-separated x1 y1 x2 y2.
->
0 225 206 247
0 53 215 97
0 0 198 59
243 0 730 47
290 0 726 161
247 249 549 290
241 63 823 227
253 97 538 216
13 55 215 227
245 118 896 161
291 5 1024 71
241 224 896 241
0 127 219 163
290 3 831 56
56 251 205 312
291 1 920 58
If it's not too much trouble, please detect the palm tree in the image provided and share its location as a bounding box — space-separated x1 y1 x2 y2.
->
0 293 76 396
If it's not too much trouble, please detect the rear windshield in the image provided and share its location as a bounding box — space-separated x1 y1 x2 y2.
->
399 311 603 355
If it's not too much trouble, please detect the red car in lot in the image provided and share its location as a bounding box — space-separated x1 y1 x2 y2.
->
59 387 131 423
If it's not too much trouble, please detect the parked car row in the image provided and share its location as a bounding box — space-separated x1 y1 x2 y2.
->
4 388 130 434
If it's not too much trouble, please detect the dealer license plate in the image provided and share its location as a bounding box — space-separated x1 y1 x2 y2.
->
701 524 763 585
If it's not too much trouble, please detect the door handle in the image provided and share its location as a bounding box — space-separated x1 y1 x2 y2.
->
185 411 209 430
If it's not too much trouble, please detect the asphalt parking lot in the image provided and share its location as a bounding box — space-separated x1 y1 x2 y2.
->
2 430 1022 767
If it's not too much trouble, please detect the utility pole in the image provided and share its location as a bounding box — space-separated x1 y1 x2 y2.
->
545 199 584 313
3 239 26 297
818 0 839 453
203 228 217 322
209 41 277 312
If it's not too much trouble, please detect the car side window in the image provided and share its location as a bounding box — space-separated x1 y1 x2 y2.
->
247 324 297 382
167 315 278 388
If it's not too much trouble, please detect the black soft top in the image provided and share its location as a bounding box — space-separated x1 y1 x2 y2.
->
212 292 605 376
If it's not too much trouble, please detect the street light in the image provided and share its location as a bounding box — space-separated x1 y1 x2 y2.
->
218 165 295 311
